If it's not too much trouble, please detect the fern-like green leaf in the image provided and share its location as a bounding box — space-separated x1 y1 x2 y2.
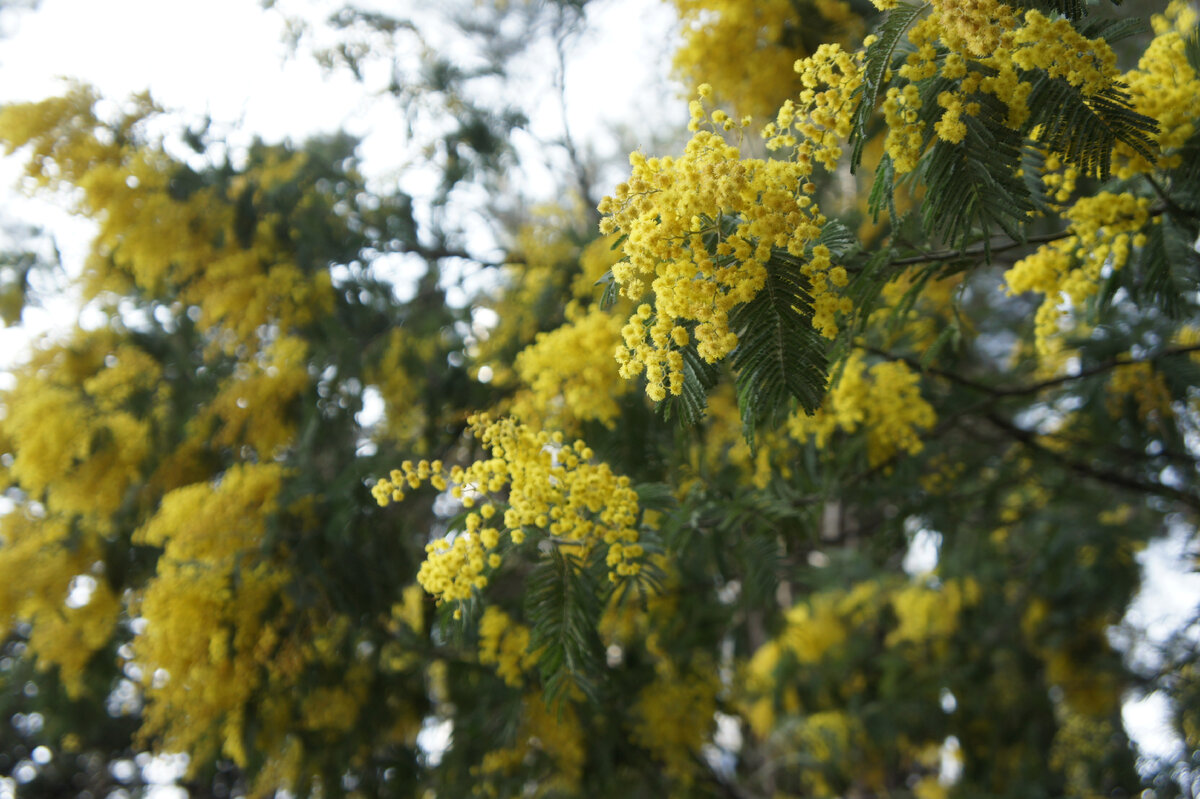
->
867 152 897 222
1077 17 1148 45
1128 221 1183 317
729 250 830 449
851 1 929 170
658 336 721 426
596 269 619 310
635 482 678 513
919 103 1033 252
1166 129 1200 212
525 546 606 707
1184 29 1200 73
1024 76 1157 179
815 218 860 260
1020 144 1059 213
885 265 936 339
733 529 791 607
846 248 895 335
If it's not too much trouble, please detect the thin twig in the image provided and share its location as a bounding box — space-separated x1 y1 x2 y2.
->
552 9 598 225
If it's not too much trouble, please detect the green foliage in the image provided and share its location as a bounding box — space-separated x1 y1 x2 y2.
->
525 547 607 707
658 337 721 426
729 250 829 446
919 107 1033 251
1023 78 1157 179
851 1 929 170
2 0 1200 797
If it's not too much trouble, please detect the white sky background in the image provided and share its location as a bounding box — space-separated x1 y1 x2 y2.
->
0 0 686 324
0 0 684 164
0 0 1196 790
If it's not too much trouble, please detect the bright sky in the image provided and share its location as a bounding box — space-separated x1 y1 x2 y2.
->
0 0 683 184
0 1 359 138
0 0 684 353
0 0 1194 787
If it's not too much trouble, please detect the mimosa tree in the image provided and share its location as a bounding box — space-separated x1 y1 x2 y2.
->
1 0 1199 796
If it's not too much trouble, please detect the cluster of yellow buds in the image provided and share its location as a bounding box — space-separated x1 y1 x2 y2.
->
599 85 841 401
374 415 644 607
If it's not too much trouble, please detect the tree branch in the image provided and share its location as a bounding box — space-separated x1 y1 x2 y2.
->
402 242 504 268
863 344 1200 398
983 412 1200 511
879 204 1169 269
888 227 1075 267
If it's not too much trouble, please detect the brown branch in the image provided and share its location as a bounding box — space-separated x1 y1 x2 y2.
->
863 344 1200 398
878 204 1169 269
403 243 504 268
887 227 1076 267
983 412 1200 512
1145 174 1199 221
996 344 1200 396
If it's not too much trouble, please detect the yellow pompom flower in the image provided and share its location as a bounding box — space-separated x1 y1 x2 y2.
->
375 415 643 606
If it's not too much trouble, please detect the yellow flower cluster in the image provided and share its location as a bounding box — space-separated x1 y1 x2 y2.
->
872 270 965 354
373 415 643 605
391 583 427 636
1041 151 1081 205
300 681 368 734
599 90 838 400
696 384 787 489
1113 0 1200 177
763 43 864 172
670 0 863 120
1024 605 1123 717
473 692 586 796
195 335 311 458
0 87 334 355
928 0 1018 57
365 326 431 443
882 82 930 172
742 584 880 738
0 512 122 697
886 577 981 646
1106 361 1174 427
882 12 1026 170
788 352 936 466
1 333 158 524
1010 10 1119 96
879 5 1123 173
133 463 293 766
477 606 538 687
511 301 631 429
631 664 719 785
742 576 979 754
472 206 615 390
776 593 851 664
1050 703 1123 795
794 710 865 797
5 380 148 514
1006 191 1150 356
919 453 967 494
